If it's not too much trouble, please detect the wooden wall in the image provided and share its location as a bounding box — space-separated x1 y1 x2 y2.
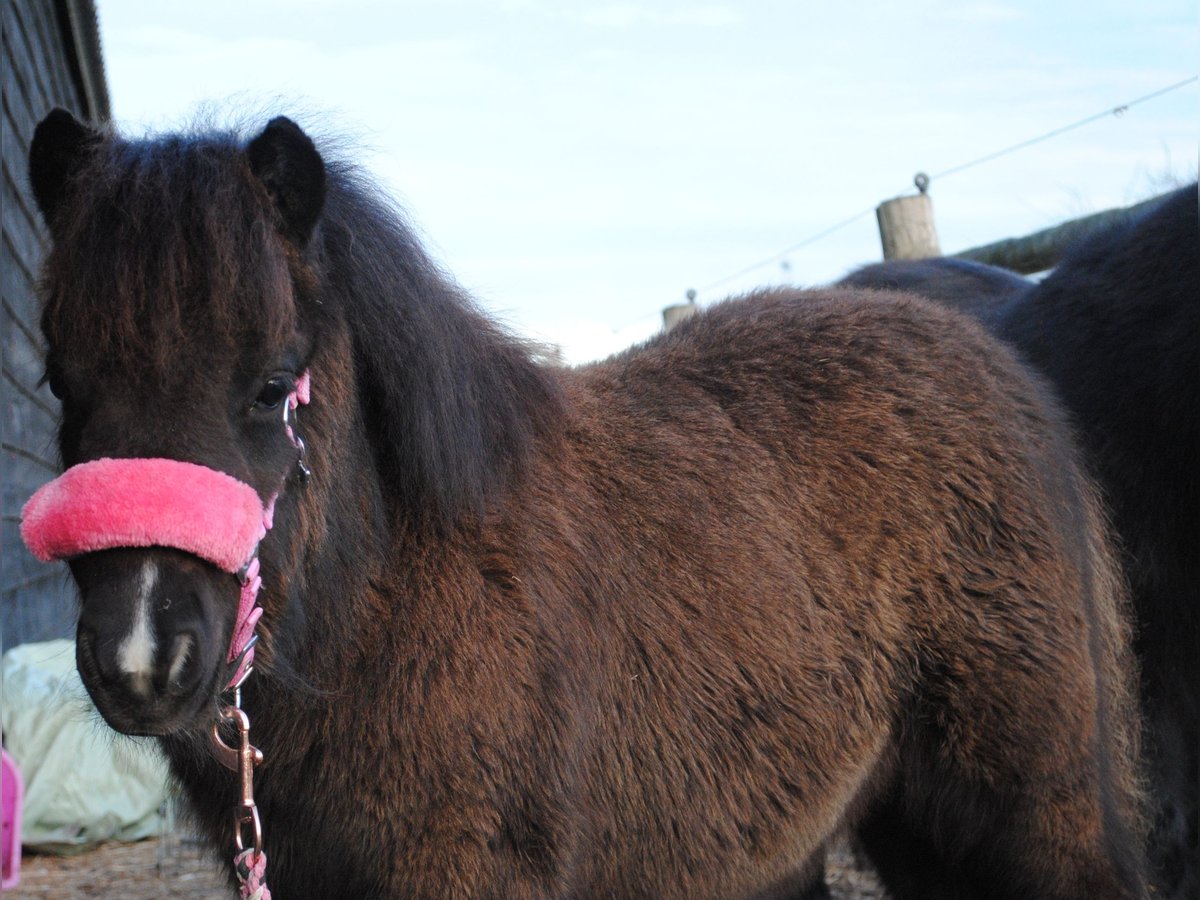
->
2 0 107 651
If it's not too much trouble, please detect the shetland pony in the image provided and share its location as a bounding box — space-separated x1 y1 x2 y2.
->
26 109 1147 898
842 186 1197 898
839 256 1030 331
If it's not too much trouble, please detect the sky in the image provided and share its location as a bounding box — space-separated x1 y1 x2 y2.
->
95 1 1197 364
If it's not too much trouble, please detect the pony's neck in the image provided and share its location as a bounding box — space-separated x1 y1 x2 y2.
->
259 171 567 685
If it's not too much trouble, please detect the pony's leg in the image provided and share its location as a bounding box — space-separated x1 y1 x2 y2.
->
859 697 1147 900
853 797 959 900
782 857 831 900
1142 690 1199 899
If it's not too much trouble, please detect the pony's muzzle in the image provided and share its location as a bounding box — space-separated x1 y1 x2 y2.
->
77 621 203 702
72 548 235 735
20 456 275 733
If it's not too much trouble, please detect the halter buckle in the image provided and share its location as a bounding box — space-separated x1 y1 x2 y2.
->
295 435 312 484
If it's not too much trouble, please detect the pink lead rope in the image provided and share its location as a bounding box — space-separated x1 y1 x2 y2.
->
235 848 270 900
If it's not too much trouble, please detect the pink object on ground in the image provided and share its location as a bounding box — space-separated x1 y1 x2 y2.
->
20 458 267 574
2 748 23 890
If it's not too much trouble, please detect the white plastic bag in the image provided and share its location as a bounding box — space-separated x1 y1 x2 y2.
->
2 640 171 853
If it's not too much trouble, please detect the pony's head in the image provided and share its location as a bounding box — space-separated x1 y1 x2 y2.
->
24 108 563 737
24 110 328 735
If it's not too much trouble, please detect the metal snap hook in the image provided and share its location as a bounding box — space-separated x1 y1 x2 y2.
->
234 804 264 856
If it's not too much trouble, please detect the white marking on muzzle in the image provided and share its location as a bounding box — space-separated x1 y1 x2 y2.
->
118 560 158 696
167 633 193 686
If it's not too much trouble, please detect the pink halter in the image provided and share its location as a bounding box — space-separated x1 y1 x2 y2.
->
20 371 311 688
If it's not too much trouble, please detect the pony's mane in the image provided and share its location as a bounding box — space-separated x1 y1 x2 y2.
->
314 161 567 529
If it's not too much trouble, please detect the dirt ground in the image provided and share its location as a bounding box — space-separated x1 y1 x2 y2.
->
12 834 229 899
11 835 887 898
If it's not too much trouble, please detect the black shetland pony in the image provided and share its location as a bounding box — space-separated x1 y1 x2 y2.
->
840 256 1030 331
28 109 1148 898
842 186 1198 899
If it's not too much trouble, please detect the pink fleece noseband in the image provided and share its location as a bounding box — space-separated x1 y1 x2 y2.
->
22 458 268 572
20 371 311 688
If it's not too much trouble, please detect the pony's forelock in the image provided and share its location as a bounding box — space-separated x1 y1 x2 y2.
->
39 125 299 382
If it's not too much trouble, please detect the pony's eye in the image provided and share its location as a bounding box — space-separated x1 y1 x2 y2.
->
253 377 292 411
44 367 68 401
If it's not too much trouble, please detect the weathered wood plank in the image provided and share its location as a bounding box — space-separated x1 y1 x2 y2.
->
2 373 59 456
2 149 47 276
955 193 1173 274
3 366 57 422
2 101 48 238
25 0 78 113
1 0 94 650
2 233 49 388
1 574 75 646
10 0 61 118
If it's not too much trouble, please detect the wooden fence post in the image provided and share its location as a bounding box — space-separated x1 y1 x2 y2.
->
663 289 698 332
877 174 940 260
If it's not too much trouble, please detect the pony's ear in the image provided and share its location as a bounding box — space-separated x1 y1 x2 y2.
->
29 108 101 228
246 117 326 244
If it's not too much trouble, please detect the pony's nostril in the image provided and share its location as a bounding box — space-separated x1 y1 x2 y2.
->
168 633 190 691
76 627 102 678
167 633 192 683
79 628 125 685
163 631 202 694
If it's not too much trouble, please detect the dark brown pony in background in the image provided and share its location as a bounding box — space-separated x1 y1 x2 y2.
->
29 108 1147 898
840 256 1030 331
841 187 1198 899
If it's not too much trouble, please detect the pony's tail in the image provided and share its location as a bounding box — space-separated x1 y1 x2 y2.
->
1082 480 1150 885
